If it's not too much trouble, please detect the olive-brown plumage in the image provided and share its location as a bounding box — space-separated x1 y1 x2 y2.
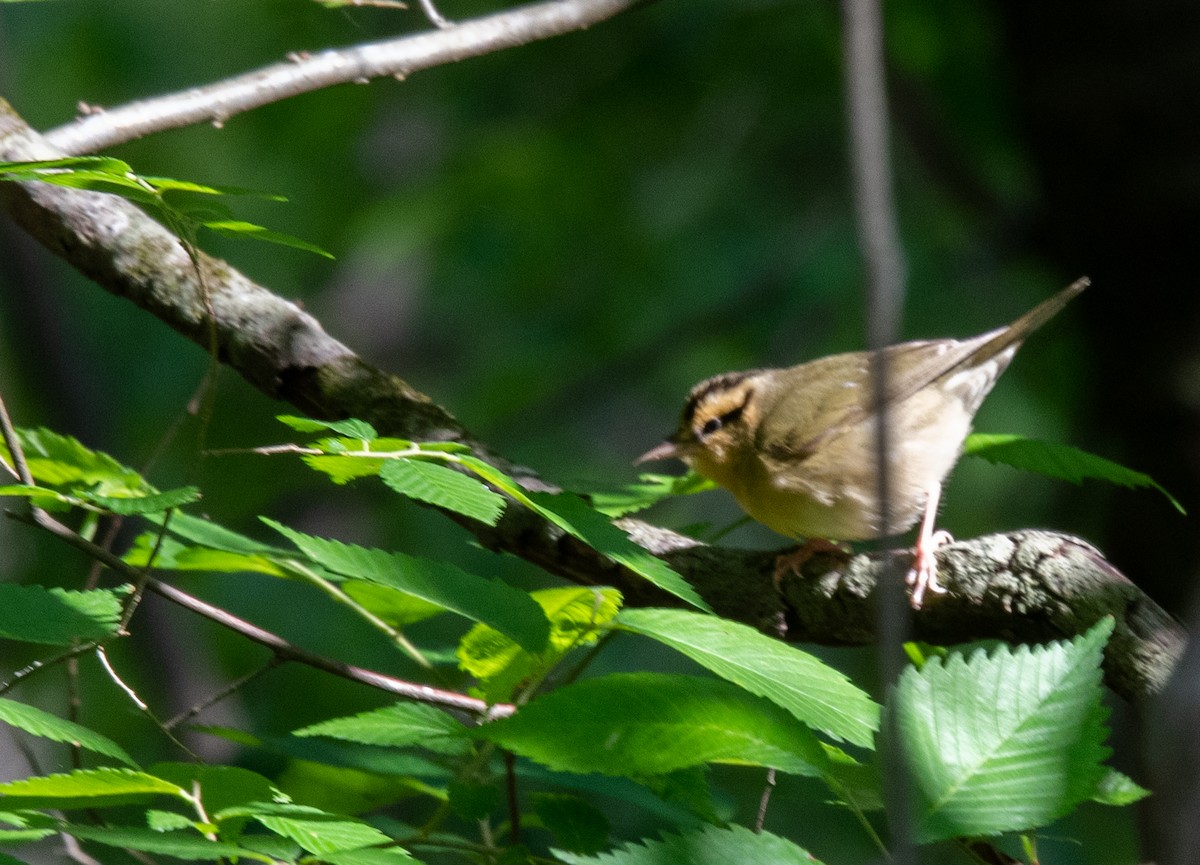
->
638 278 1087 606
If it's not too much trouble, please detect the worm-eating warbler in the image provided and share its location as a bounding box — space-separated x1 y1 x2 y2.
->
638 278 1087 607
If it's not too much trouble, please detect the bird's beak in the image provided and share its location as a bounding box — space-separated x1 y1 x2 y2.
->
635 439 682 465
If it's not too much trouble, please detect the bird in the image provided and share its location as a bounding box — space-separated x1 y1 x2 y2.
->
637 278 1088 607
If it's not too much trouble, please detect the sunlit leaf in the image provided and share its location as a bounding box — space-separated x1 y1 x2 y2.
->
476 673 826 777
277 415 379 439
293 702 469 755
203 219 334 259
458 587 621 702
0 698 135 766
584 472 716 518
80 485 201 514
616 608 879 748
0 768 187 810
63 825 271 862
892 618 1114 842
0 584 126 645
263 520 550 652
379 459 506 525
965 434 1184 514
220 802 391 855
552 823 822 865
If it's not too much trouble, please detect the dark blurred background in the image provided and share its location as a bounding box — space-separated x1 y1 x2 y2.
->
1 0 1197 861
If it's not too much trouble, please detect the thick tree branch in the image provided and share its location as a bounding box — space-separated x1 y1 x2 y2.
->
43 0 644 156
0 101 1184 709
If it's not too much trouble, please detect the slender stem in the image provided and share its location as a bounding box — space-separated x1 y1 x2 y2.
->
754 767 777 832
163 658 283 731
504 750 521 844
95 644 201 760
0 392 34 486
0 642 100 695
840 0 914 859
43 0 642 155
416 0 454 28
6 507 510 718
284 560 435 669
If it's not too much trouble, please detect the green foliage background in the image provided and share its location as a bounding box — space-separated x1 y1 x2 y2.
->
1 0 1195 861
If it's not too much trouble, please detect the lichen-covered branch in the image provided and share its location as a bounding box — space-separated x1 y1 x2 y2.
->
0 100 1184 708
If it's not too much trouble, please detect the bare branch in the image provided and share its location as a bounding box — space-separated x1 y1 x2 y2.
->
43 0 642 155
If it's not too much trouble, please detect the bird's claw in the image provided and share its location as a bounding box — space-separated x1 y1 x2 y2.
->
907 529 952 608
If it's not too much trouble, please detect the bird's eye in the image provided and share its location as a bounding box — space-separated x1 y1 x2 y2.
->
699 405 742 438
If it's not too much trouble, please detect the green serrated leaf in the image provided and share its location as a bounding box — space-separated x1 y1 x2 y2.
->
80 485 201 514
1 427 147 494
0 768 187 810
584 472 717 518
293 702 469 756
892 618 1115 842
226 803 391 855
615 608 879 748
0 484 77 510
262 520 550 653
458 587 622 702
342 580 447 627
273 756 440 815
0 158 130 174
0 698 136 766
458 456 705 610
302 454 386 484
7 170 156 202
527 491 709 612
0 830 53 846
380 459 506 525
202 219 335 259
144 176 287 201
149 511 290 556
277 415 379 439
320 848 418 865
146 809 199 832
552 823 821 865
531 793 610 855
476 672 826 777
0 583 125 645
149 763 280 817
125 533 289 576
965 434 1185 514
63 825 271 862
1092 767 1151 806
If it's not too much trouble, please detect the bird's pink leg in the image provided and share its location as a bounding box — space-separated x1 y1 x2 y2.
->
906 481 952 608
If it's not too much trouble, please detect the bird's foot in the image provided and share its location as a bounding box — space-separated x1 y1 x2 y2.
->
906 529 952 608
773 538 852 589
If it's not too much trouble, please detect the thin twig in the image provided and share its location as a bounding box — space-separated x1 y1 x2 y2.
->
163 657 284 731
95 644 201 760
95 645 148 710
0 391 34 485
0 642 100 696
754 767 777 833
416 0 454 28
44 0 641 155
60 832 106 865
7 506 509 718
504 750 520 844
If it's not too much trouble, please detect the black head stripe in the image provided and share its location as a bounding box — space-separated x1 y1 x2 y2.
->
682 371 756 426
